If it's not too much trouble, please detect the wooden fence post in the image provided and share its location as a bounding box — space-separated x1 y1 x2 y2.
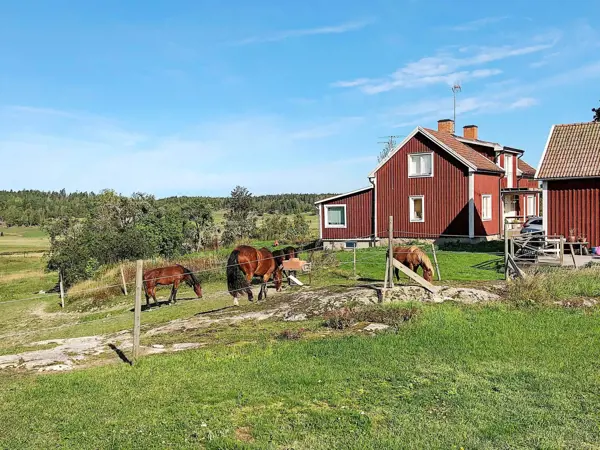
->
59 271 65 309
132 259 143 363
352 244 357 279
431 243 441 281
120 265 128 296
560 237 564 266
504 222 509 280
388 216 394 288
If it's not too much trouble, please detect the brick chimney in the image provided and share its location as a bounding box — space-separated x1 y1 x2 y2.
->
463 125 478 140
437 119 454 134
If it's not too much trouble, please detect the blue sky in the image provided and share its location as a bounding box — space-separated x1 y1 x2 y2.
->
1 0 599 197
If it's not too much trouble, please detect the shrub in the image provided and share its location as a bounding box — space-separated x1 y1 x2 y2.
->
323 304 419 330
276 328 306 340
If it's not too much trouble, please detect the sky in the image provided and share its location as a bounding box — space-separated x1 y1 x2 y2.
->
1 0 599 197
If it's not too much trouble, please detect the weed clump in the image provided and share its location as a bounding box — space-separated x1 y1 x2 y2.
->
276 328 306 340
323 304 419 330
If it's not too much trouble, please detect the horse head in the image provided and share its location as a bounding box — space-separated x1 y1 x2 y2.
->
193 282 203 298
274 265 284 291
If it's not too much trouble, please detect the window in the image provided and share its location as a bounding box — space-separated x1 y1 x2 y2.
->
481 194 492 221
504 154 513 188
409 196 425 222
345 241 357 249
408 153 433 177
527 195 536 217
324 205 346 228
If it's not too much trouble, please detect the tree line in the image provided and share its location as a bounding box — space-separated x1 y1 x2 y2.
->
0 189 334 227
7 187 329 286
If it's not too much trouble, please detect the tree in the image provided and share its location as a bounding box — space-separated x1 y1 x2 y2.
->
593 101 600 122
221 186 257 245
181 198 214 252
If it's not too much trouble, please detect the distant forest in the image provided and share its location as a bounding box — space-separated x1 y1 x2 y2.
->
0 189 336 226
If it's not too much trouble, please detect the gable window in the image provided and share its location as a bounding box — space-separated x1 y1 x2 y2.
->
409 196 425 222
408 153 433 177
504 154 514 188
324 205 346 228
481 194 492 221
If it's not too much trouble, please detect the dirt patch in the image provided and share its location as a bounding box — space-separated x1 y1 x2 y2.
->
235 427 254 443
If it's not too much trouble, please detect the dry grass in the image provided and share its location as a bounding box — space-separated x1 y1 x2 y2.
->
323 303 419 330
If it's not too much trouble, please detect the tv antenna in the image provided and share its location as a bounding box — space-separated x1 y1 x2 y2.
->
377 135 403 162
452 83 462 127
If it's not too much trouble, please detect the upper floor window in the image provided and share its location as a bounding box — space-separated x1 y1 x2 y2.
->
408 153 433 177
504 154 514 188
324 205 346 228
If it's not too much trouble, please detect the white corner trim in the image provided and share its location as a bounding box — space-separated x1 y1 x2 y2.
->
542 181 548 234
372 177 378 238
409 195 425 223
324 204 347 229
535 124 555 180
318 204 323 239
468 172 475 238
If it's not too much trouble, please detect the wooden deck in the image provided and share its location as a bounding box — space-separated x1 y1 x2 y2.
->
538 254 600 267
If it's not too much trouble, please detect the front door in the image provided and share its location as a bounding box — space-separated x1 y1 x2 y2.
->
503 195 517 229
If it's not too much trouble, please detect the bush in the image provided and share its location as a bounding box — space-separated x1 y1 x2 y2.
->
323 304 419 330
276 328 306 340
507 266 600 307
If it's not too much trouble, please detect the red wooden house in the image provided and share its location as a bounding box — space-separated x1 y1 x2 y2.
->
536 122 600 248
316 119 540 249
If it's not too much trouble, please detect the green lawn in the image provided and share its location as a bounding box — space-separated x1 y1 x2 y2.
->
332 246 504 282
0 225 49 253
0 304 599 448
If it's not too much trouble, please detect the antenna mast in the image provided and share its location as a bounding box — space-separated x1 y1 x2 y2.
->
452 83 462 127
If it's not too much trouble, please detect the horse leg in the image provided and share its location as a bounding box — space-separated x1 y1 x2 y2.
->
245 272 254 302
144 284 150 306
258 274 269 301
394 267 400 281
171 280 180 304
150 287 158 307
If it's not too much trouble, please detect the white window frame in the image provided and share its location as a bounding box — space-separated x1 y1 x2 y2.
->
527 195 536 217
504 154 514 188
409 196 425 223
324 204 347 228
408 152 434 178
481 194 492 221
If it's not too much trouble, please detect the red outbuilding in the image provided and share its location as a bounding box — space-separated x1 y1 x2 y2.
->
536 122 600 248
316 119 540 249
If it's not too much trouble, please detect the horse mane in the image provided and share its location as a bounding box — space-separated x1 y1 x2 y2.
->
413 247 434 272
181 265 199 287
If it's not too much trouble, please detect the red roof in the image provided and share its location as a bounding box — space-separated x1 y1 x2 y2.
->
537 122 600 179
518 159 536 177
423 128 504 173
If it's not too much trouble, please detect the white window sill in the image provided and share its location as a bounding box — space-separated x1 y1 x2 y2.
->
408 174 433 178
410 219 425 223
325 224 347 229
482 218 492 222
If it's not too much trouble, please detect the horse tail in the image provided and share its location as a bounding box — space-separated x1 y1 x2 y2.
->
227 249 244 296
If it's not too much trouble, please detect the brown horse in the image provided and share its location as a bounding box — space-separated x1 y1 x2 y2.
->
227 245 283 306
273 246 299 285
392 246 435 282
143 264 202 307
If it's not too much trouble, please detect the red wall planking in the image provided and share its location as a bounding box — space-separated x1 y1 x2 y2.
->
374 134 469 238
474 173 502 236
320 188 373 240
547 179 600 247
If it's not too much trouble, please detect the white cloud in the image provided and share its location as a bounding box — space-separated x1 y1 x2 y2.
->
231 19 373 45
448 16 509 32
333 39 556 94
509 97 539 109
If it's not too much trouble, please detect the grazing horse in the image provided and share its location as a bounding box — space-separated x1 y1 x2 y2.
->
273 246 299 285
392 246 434 282
227 245 283 306
143 264 202 307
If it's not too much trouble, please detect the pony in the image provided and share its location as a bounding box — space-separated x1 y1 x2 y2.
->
392 246 434 282
143 264 202 307
227 245 283 306
273 246 299 285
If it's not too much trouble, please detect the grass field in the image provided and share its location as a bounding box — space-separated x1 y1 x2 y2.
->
1 231 599 448
0 226 49 253
1 304 599 448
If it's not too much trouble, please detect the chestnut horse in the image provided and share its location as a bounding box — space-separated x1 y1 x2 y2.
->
392 246 434 282
227 245 283 306
273 246 298 285
143 264 202 307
